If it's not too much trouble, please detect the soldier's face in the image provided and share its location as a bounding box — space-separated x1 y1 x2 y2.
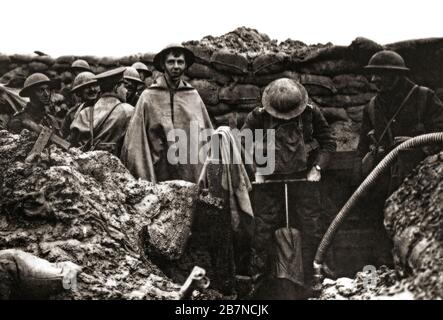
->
163 52 186 80
115 81 128 102
125 80 138 102
371 73 400 93
31 84 51 105
81 84 100 102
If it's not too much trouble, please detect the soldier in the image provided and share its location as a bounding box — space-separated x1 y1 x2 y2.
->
121 44 213 183
241 78 336 286
70 67 134 156
71 59 92 76
61 71 100 138
358 50 443 267
131 62 153 95
358 50 443 184
8 73 62 135
123 67 144 106
131 62 152 82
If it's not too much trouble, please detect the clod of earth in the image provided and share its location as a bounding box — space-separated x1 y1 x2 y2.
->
0 129 222 299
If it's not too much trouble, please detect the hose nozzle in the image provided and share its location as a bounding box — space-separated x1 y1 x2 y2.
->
312 261 324 295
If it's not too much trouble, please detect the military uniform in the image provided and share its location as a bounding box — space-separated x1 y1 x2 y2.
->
8 102 62 136
358 77 443 157
241 78 336 284
70 93 133 156
242 104 336 175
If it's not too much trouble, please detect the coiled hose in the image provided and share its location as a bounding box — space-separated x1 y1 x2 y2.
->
312 132 443 291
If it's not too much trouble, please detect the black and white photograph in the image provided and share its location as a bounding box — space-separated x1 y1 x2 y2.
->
0 0 442 309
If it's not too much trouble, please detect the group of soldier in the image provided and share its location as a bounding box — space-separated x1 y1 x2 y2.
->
4 44 443 291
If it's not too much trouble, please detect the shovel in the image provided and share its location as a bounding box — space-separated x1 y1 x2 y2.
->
253 182 306 299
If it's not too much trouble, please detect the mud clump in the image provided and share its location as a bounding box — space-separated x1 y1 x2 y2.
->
318 152 443 300
0 129 221 299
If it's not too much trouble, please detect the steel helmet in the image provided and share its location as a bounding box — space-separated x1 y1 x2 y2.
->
153 43 195 72
71 71 97 92
71 59 92 72
364 50 410 73
262 78 309 120
124 67 144 84
131 62 153 77
19 73 54 97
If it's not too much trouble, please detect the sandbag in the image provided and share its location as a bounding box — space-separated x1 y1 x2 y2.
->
211 49 249 75
189 79 220 105
219 84 261 105
304 85 334 97
345 105 366 122
32 55 55 66
52 63 71 71
346 37 384 63
10 54 33 63
185 45 213 64
312 93 374 108
0 249 82 299
252 52 287 75
299 74 336 96
79 55 100 65
119 55 140 66
29 62 49 72
140 52 155 65
185 63 231 85
320 107 349 123
0 67 29 88
99 56 118 67
206 103 232 116
298 59 361 76
333 74 374 94
55 55 76 64
241 71 300 87
0 54 11 65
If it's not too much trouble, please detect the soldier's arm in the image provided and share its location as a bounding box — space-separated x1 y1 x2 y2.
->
312 105 336 169
241 107 264 131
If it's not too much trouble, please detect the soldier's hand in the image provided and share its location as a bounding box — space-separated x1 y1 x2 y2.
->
307 166 321 182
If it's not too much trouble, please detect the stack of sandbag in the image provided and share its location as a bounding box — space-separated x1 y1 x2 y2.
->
182 32 382 141
1 29 443 148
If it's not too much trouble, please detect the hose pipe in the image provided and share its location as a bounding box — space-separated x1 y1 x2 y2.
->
312 132 443 290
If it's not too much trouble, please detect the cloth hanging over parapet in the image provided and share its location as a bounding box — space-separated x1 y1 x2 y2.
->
199 126 253 231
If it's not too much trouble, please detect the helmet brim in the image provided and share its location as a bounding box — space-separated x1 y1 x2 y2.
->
71 79 98 93
19 79 58 97
363 65 410 74
124 76 145 85
153 46 195 72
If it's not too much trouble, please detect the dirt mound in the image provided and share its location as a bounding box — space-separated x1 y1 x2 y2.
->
0 129 221 299
319 152 443 300
384 152 443 299
318 266 415 300
184 26 330 56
